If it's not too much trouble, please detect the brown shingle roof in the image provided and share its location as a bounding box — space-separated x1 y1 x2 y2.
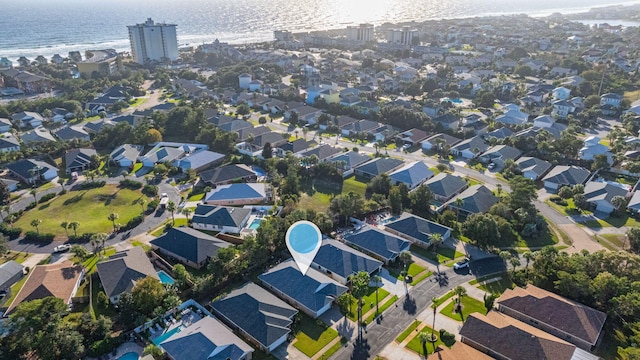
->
459 312 576 360
427 342 492 360
6 261 84 314
497 285 607 345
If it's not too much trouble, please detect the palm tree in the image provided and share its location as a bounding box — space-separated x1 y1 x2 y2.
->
454 285 467 313
431 296 438 342
496 183 502 195
167 201 176 225
121 170 129 180
509 256 521 273
94 233 108 254
418 331 430 357
453 197 464 223
182 208 192 223
522 251 534 270
107 213 119 232
372 274 382 316
138 198 147 213
430 233 443 254
61 221 69 237
30 189 38 204
611 195 628 216
68 221 79 237
30 219 42 234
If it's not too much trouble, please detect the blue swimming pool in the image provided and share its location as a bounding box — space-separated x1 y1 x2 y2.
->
443 97 463 104
117 352 139 360
248 218 263 230
157 270 175 285
253 166 266 177
153 325 184 346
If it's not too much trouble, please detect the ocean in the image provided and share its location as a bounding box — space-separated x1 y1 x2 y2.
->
2 0 640 61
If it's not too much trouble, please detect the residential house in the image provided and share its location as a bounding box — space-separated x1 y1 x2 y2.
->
0 136 20 153
600 93 623 115
287 105 323 125
0 178 19 192
173 150 225 173
354 157 404 180
444 185 498 217
433 113 460 131
341 119 381 137
54 126 91 142
319 115 357 131
111 115 137 127
0 118 12 132
343 225 411 264
396 128 429 146
85 86 129 114
388 161 435 190
532 115 556 128
424 173 468 203
236 125 271 142
552 99 576 119
0 69 51 94
450 136 489 159
275 139 312 157
426 342 492 360
542 165 590 191
219 120 253 133
311 239 383 285
5 261 84 315
159 316 253 360
191 204 251 234
151 227 232 269
11 111 44 128
578 136 613 164
109 144 143 168
21 127 56 144
582 181 629 215
0 260 24 291
6 159 58 184
483 127 514 141
237 132 287 158
459 312 597 360
479 145 522 167
497 285 607 351
461 120 489 135
64 148 96 174
552 86 571 100
384 212 452 248
515 157 553 181
50 107 74 123
494 108 529 126
203 183 270 206
199 164 258 187
211 282 298 353
421 133 461 152
96 247 159 304
298 144 341 162
629 190 640 214
259 260 348 319
327 151 371 177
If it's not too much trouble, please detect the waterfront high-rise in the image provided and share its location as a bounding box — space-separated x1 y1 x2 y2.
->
127 18 178 65
346 24 374 43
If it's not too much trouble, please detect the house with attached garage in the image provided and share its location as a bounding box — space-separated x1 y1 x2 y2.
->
433 113 460 131
449 136 489 159
444 185 498 217
354 157 404 180
421 133 461 152
298 144 341 162
496 285 607 351
343 225 411 264
109 144 143 168
0 118 13 132
542 165 590 191
85 85 129 115
211 282 298 353
388 161 435 190
259 260 348 319
383 212 452 248
327 151 371 177
479 145 522 167
0 136 20 153
150 227 232 269
198 164 257 187
0 260 24 292
54 126 91 142
11 111 44 128
96 247 158 304
582 181 629 215
311 239 383 285
64 148 97 174
6 159 58 184
203 183 271 206
173 150 225 173
515 156 552 181
191 204 251 234
21 127 56 144
396 128 429 146
0 179 19 192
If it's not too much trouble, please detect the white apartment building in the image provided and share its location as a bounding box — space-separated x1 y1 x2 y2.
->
347 23 374 42
127 18 178 65
387 26 419 45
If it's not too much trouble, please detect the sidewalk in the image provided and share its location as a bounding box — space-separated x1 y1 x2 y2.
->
414 297 464 341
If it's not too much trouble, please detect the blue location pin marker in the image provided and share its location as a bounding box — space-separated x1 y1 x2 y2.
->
286 220 322 275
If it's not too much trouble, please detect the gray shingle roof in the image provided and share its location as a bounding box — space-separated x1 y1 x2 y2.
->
542 165 590 187
96 247 158 299
355 157 404 177
583 181 628 205
258 260 347 314
192 204 251 228
211 282 297 349
64 148 96 172
0 260 24 289
110 144 142 164
425 173 467 200
199 164 257 185
6 159 57 180
480 145 522 162
151 227 231 265
312 240 382 279
445 185 498 214
160 316 253 360
389 161 434 187
204 183 267 202
328 151 371 169
344 226 411 261
516 157 553 178
299 144 341 161
384 213 452 245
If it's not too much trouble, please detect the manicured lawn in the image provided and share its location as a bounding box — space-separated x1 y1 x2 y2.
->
582 214 640 228
405 325 450 356
433 291 454 307
129 97 147 108
396 320 421 342
3 275 28 307
513 228 558 248
410 244 464 264
131 240 151 251
15 185 149 237
440 296 486 321
187 192 205 201
342 176 367 197
346 286 390 322
79 247 117 275
545 199 588 216
410 271 433 286
149 218 188 237
298 192 332 213
0 251 31 265
318 337 347 360
599 234 626 248
390 263 426 280
90 272 117 319
364 295 398 324
293 316 339 357
478 277 514 295
132 162 143 173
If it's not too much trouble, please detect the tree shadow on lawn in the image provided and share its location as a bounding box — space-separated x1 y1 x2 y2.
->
63 191 86 206
302 179 342 198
